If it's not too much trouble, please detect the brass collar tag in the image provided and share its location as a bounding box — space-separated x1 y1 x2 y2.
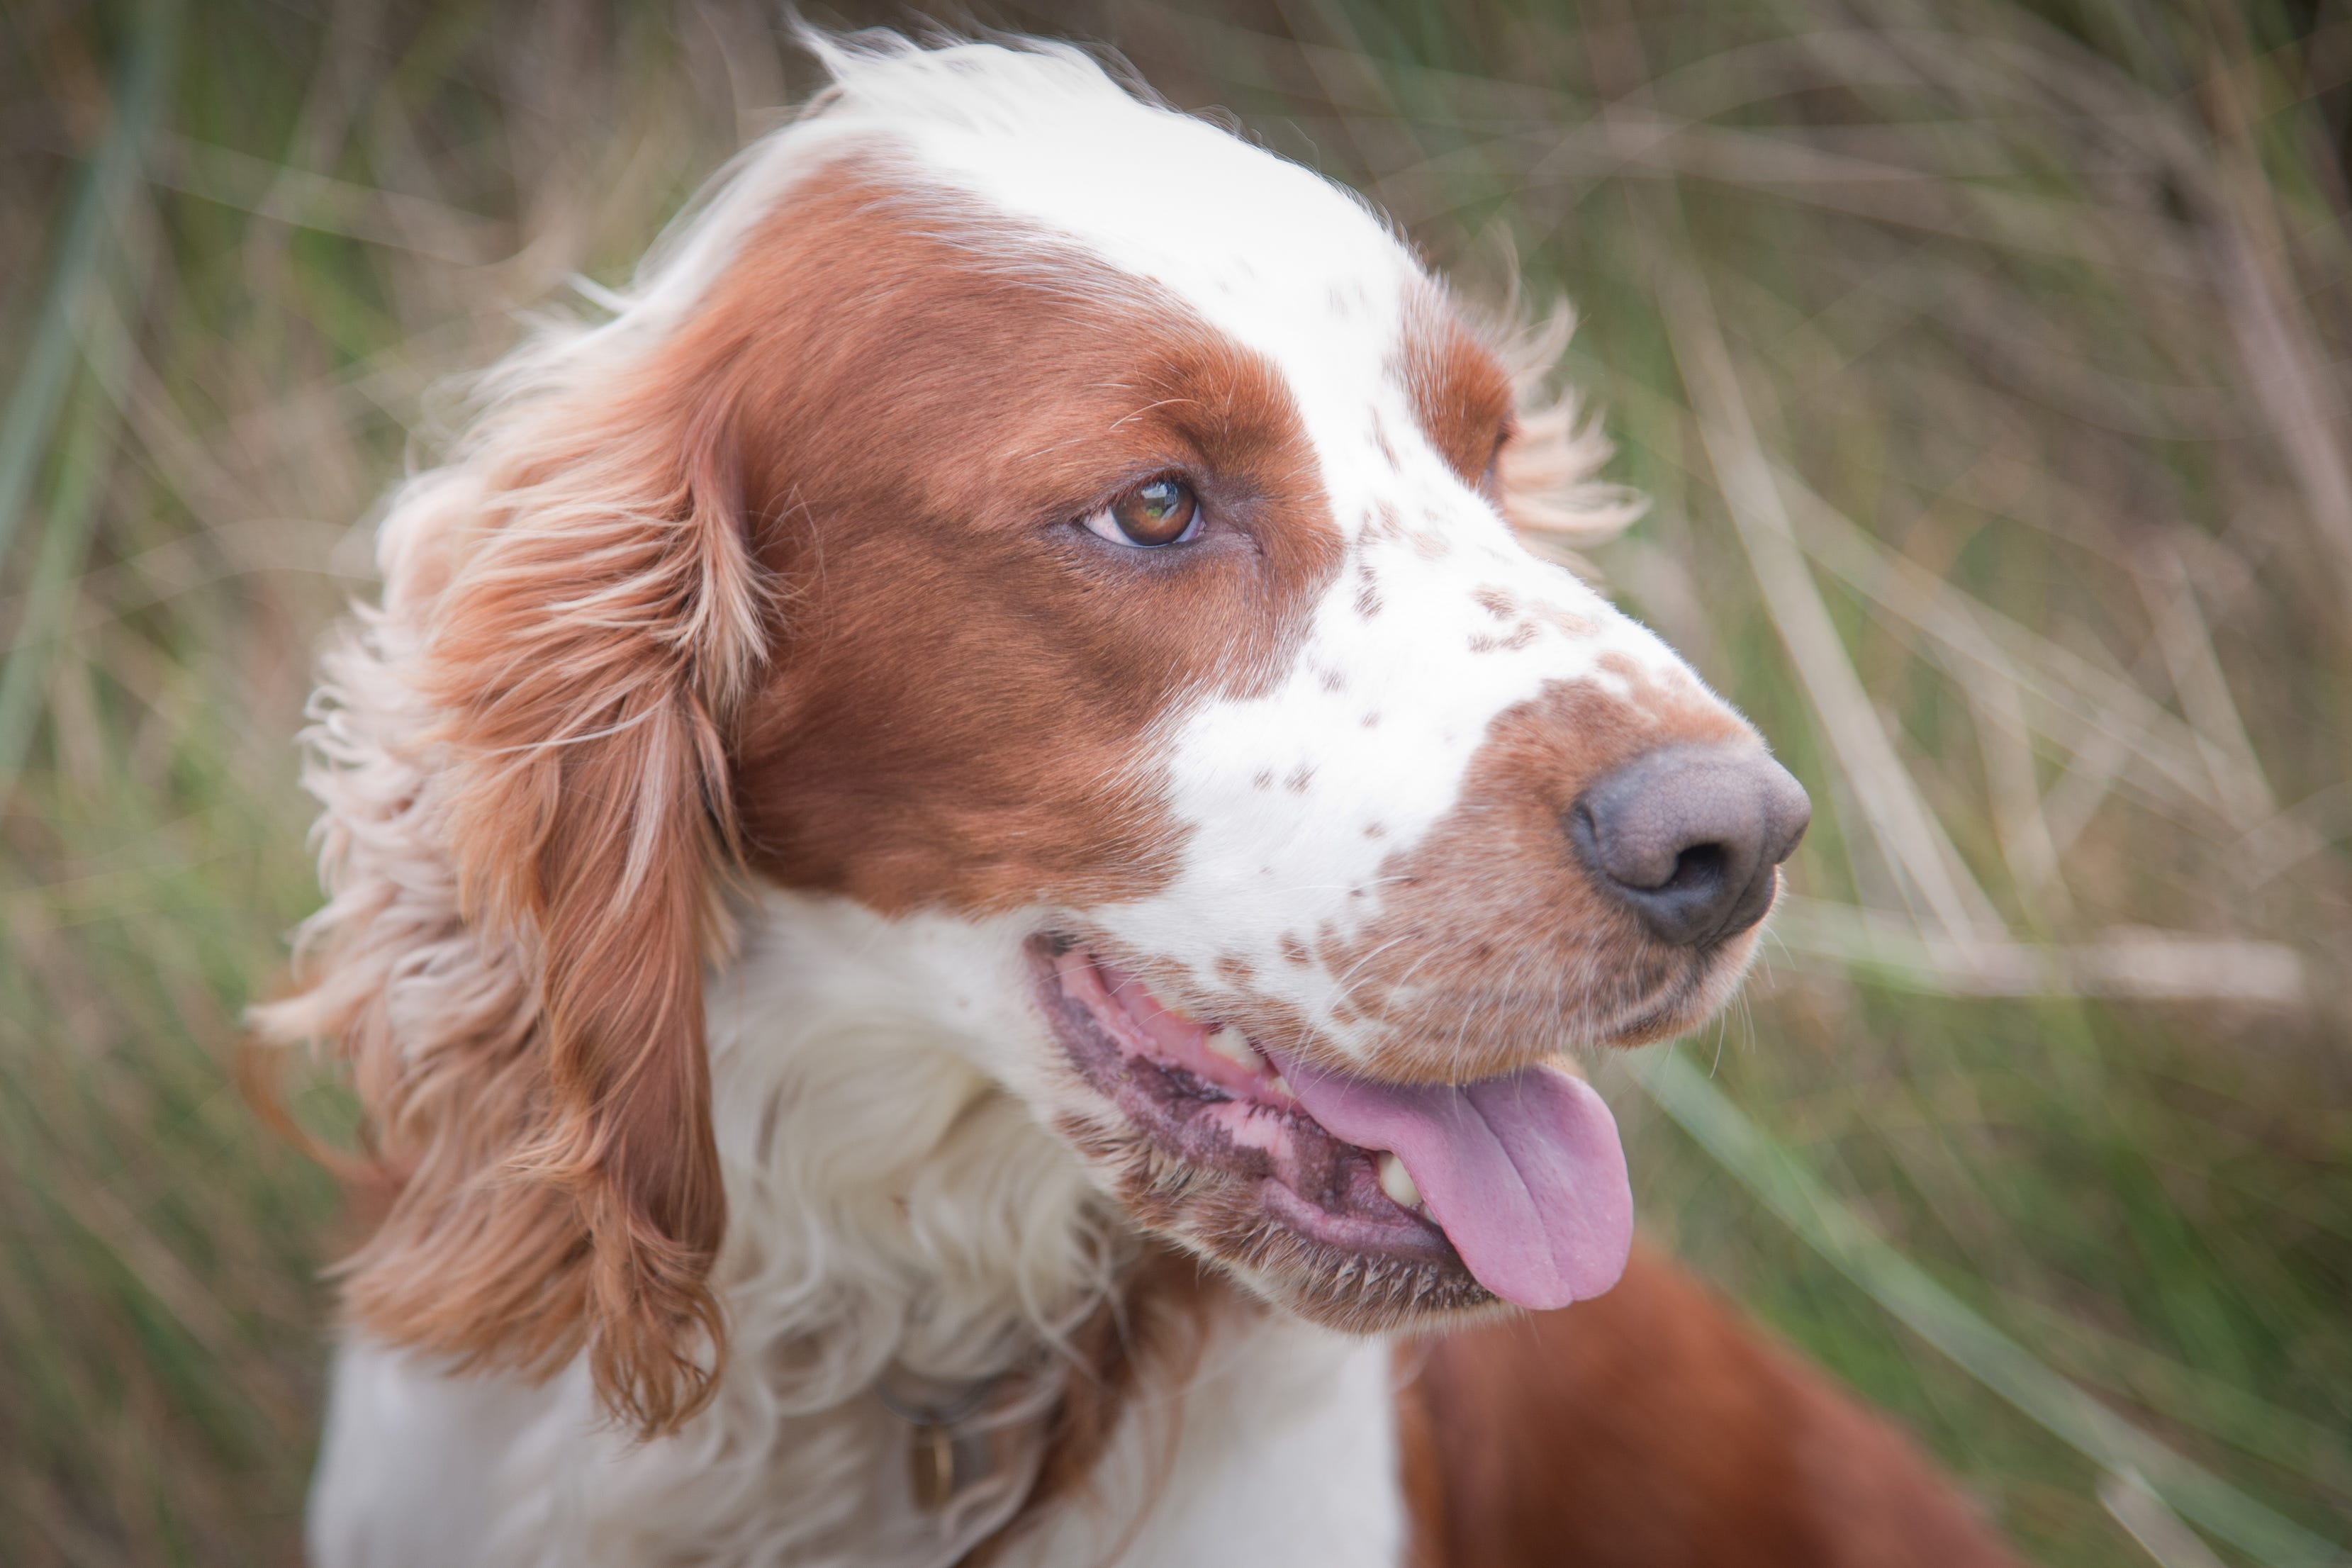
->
875 1370 1012 1513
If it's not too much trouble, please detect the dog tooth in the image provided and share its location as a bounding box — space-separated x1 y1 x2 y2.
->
1204 1026 1266 1073
1376 1152 1421 1211
1267 1074 1294 1100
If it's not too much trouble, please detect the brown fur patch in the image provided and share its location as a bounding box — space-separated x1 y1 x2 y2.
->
1400 1245 2022 1567
714 165 1345 915
1399 291 1516 495
298 346 770 1434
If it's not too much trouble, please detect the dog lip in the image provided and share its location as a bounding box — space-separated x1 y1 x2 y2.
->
1029 937 1459 1265
1058 946 1304 1111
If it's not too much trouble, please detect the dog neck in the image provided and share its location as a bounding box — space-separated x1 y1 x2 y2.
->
664 887 1409 1567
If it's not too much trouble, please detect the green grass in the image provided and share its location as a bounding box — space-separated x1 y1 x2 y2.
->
3 1 2348 1564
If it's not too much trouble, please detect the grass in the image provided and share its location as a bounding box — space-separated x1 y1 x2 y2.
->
2 1 2348 1564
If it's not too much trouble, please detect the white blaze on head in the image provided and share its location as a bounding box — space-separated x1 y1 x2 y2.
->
805 38 1418 452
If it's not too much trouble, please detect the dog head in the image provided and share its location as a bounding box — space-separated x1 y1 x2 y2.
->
270 34 1806 1433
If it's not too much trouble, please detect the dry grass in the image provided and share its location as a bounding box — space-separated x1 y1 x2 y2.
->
2 1 2347 1563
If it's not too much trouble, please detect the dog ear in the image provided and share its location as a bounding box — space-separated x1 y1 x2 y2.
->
269 375 769 1435
1491 302 1647 560
435 395 766 1433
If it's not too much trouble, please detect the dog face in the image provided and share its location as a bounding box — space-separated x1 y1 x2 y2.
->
707 51 1805 1334
277 38 1805 1432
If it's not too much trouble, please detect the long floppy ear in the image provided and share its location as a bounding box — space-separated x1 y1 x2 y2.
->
260 374 768 1435
423 393 766 1431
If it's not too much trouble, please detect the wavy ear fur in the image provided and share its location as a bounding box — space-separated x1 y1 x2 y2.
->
258 357 768 1435
1486 298 1648 564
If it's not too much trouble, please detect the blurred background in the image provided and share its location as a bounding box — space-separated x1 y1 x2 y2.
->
4 0 2349 1563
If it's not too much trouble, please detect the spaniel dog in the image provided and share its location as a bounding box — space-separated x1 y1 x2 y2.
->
262 31 2019 1568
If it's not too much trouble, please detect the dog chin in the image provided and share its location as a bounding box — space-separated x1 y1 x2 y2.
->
1598 931 1764 1050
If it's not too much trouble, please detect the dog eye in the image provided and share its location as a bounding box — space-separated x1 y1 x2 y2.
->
1082 476 1201 548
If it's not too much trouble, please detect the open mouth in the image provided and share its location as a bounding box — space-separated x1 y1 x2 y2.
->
1034 941 1635 1313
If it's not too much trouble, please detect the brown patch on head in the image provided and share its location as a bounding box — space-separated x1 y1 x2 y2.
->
1399 290 1516 497
684 159 1346 914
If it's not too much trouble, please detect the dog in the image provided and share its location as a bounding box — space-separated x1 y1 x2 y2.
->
259 31 2020 1567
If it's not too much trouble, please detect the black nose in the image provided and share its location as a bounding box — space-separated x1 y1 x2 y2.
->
1568 745 1812 948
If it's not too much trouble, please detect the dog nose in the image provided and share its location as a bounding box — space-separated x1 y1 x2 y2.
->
1568 745 1811 948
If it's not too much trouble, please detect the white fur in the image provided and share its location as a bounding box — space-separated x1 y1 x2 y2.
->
1004 1319 1406 1568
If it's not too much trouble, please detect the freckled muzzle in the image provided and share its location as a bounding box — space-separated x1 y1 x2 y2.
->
1221 678 1804 1082
1566 744 1812 949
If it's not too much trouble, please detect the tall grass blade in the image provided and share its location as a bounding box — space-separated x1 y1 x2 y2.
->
0 0 179 575
1642 218 2003 943
0 281 148 800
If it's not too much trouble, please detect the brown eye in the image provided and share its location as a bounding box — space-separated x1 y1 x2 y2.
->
1083 476 1201 548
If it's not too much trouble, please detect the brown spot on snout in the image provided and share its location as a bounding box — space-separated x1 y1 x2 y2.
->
1467 624 1540 654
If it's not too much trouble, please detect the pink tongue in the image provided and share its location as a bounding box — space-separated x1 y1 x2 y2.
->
1265 1049 1633 1309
